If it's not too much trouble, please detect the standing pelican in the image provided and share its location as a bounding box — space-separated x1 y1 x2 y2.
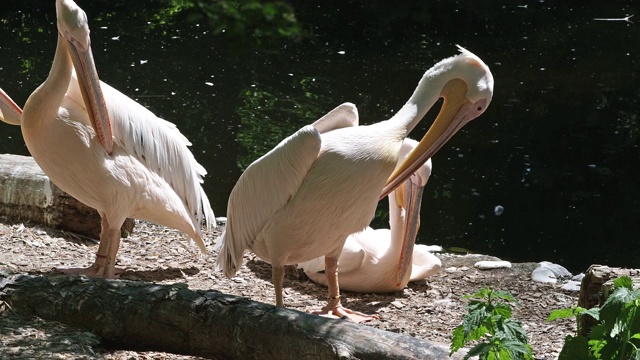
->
297 138 442 293
8 0 215 278
216 46 493 321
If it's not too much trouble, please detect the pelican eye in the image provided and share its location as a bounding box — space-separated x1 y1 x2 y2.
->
477 106 483 111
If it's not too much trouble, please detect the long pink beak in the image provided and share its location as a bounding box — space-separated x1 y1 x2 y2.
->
0 88 23 125
394 176 425 286
381 79 480 200
63 32 113 154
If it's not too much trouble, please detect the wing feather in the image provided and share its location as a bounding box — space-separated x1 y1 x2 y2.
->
216 125 321 277
216 102 359 277
67 72 215 235
311 102 358 133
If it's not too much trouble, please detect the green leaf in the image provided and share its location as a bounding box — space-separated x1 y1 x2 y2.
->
548 308 577 321
464 342 494 360
450 325 466 354
610 303 634 338
558 335 596 360
501 340 534 358
493 303 513 319
600 287 634 333
598 336 624 360
467 325 491 343
491 289 518 303
588 324 606 340
463 309 490 338
581 307 601 321
467 300 489 314
491 347 511 360
497 319 530 343
587 336 607 358
464 287 492 300
453 288 529 359
614 275 633 290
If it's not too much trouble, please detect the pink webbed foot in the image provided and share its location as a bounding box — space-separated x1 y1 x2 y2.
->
54 255 125 279
308 296 379 323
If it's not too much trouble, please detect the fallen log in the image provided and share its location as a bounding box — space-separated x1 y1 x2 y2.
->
0 154 134 238
0 272 463 360
577 264 640 337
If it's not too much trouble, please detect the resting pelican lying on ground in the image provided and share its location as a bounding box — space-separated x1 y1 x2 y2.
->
216 46 493 322
0 0 215 278
297 138 442 293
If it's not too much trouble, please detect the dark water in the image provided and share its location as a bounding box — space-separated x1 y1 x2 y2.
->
0 1 638 273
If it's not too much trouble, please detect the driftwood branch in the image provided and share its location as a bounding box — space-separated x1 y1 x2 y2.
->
0 154 134 238
0 272 462 360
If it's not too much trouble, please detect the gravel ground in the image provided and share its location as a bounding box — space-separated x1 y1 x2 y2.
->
0 218 581 359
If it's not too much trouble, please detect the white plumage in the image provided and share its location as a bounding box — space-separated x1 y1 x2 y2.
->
3 0 215 278
216 47 493 321
298 138 442 293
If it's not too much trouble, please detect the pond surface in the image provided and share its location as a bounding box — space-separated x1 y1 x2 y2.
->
0 1 638 273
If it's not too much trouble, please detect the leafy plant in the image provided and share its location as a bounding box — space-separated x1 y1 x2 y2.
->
548 275 640 360
451 288 534 360
158 0 306 45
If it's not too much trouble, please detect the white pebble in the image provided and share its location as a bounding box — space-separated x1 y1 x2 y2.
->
474 260 512 270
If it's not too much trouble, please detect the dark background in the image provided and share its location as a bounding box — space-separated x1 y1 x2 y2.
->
0 1 638 273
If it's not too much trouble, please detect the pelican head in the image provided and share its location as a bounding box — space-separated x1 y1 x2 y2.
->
382 46 494 198
56 0 113 154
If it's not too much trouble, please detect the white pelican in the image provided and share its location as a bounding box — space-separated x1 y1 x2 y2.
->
297 138 442 293
216 46 493 322
4 0 215 278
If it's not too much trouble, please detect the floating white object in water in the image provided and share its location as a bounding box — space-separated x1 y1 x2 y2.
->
215 217 227 224
474 260 512 270
531 261 572 284
494 205 504 216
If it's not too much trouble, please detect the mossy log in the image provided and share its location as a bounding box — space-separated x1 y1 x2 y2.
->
0 154 134 238
0 272 463 360
578 264 640 337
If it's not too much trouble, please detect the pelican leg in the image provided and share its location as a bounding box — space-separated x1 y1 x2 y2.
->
54 216 125 278
102 223 124 278
309 254 379 323
272 264 285 306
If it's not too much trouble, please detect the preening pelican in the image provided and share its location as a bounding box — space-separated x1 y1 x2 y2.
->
216 46 493 322
297 138 442 293
4 0 215 278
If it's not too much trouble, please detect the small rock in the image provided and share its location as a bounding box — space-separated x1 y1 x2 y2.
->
561 280 581 292
572 273 584 281
391 301 404 309
474 260 512 270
